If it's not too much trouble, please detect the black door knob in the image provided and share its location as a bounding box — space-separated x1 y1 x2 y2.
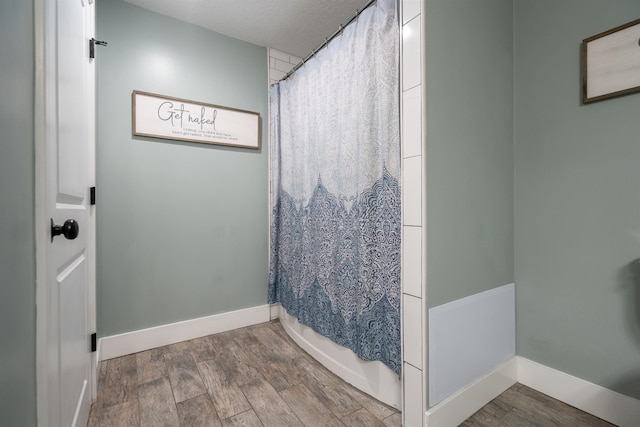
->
51 218 79 242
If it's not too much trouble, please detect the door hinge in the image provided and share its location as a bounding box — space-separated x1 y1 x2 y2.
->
89 38 108 59
91 333 97 352
90 187 96 205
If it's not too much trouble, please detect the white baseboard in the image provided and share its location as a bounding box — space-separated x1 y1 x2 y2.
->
425 357 517 427
517 356 640 427
425 356 640 427
98 305 270 361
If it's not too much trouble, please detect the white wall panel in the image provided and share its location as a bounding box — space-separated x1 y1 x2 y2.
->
428 283 515 407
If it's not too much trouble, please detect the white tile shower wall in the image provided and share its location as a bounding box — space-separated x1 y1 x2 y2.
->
402 0 421 24
268 48 302 86
402 156 422 226
403 294 423 368
401 0 425 425
402 225 422 298
402 15 422 91
402 85 422 158
404 362 424 426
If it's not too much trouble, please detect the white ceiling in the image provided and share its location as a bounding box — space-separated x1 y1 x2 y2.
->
122 0 372 59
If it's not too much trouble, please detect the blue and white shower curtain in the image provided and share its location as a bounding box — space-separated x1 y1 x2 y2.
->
268 0 400 374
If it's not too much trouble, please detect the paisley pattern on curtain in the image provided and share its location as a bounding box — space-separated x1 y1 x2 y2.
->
268 0 400 374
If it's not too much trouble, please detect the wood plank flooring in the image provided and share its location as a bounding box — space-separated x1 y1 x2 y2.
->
462 383 615 427
88 320 401 427
89 319 614 426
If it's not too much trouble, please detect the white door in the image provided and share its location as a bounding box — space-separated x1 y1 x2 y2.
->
43 0 95 426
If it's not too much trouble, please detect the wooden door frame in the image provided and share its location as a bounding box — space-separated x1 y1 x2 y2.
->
34 0 97 424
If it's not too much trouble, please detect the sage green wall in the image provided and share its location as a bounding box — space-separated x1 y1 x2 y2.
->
515 1 640 398
0 1 37 425
97 0 268 337
425 0 514 308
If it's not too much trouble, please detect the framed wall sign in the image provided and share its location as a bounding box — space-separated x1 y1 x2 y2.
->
132 91 261 149
582 18 640 104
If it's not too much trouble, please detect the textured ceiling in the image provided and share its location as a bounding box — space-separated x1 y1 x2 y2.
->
122 0 372 59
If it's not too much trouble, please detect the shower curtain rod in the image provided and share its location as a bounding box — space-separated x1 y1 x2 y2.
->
278 0 378 82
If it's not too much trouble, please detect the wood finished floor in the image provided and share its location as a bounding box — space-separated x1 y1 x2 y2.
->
462 383 615 427
88 320 402 427
88 319 613 427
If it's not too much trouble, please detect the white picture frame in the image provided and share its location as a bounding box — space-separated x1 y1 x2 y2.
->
132 90 261 149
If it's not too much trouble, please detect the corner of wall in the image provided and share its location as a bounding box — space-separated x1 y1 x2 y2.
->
400 0 427 425
267 48 302 85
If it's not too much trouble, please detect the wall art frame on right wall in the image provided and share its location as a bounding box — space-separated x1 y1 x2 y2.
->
582 18 640 104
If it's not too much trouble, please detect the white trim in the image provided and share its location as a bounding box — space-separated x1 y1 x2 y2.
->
269 303 279 320
278 306 402 409
34 0 49 423
517 356 640 427
425 357 517 427
71 380 88 427
424 356 640 427
85 0 98 402
98 305 270 361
